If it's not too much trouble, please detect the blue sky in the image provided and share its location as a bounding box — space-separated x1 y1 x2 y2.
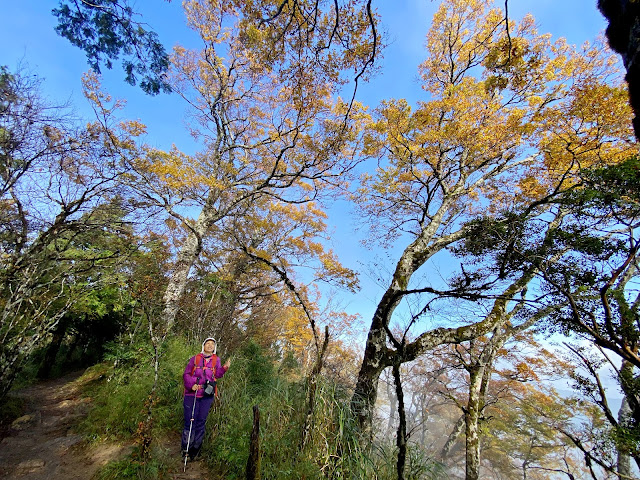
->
1 1 608 149
1 0 612 324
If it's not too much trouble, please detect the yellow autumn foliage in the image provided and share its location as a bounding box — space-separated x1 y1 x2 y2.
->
355 0 635 244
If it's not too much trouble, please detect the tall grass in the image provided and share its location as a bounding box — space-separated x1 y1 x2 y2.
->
78 336 190 441
80 338 444 479
202 341 445 480
203 341 308 479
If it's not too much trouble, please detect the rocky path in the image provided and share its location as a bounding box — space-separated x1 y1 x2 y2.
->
0 370 212 479
0 370 130 479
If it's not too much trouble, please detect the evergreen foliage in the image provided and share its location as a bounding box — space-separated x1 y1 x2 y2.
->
52 0 170 95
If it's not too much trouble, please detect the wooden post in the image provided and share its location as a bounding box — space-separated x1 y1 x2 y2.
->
246 405 261 480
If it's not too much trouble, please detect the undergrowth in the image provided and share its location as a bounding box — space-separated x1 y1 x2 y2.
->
0 396 25 434
81 337 444 479
78 337 188 442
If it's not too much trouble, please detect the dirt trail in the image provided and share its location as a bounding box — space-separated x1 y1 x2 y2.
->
0 371 212 480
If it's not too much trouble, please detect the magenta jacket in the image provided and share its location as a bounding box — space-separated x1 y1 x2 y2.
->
183 354 228 397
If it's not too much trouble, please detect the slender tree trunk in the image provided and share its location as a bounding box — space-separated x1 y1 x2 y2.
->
440 414 465 460
465 365 484 480
461 322 522 480
393 362 407 480
386 369 397 438
617 361 632 478
419 394 428 445
137 318 162 459
616 398 631 478
300 326 330 450
617 358 640 471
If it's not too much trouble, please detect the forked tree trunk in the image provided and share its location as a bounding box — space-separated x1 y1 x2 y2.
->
350 297 395 436
160 206 220 337
350 198 459 435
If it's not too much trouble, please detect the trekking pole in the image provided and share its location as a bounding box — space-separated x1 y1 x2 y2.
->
184 387 198 472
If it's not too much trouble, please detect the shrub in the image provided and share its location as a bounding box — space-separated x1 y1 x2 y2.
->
0 395 25 432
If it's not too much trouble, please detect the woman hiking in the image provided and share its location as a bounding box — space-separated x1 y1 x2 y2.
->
181 337 230 461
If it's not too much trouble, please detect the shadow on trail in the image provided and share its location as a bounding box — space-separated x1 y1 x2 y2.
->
0 370 129 479
0 370 217 480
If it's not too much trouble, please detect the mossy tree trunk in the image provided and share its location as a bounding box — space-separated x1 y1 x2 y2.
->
464 365 484 480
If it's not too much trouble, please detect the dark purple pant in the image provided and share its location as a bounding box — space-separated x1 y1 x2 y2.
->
181 394 214 455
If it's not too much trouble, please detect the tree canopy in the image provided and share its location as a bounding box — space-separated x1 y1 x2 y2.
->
2 1 639 479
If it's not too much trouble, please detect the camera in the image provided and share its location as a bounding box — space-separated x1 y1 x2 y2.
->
203 380 216 397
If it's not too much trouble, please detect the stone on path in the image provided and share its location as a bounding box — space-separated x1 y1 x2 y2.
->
10 415 36 431
16 459 46 474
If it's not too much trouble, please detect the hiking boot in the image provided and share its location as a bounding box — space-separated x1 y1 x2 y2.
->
188 446 202 461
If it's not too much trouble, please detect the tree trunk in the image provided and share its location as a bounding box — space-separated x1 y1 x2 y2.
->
350 302 393 436
597 0 640 140
393 362 407 480
136 320 163 459
617 360 633 477
440 414 465 460
460 321 524 480
419 394 428 446
300 326 330 450
465 365 484 480
350 197 460 435
160 207 219 337
617 395 632 478
351 262 535 436
386 369 397 438
349 193 550 438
